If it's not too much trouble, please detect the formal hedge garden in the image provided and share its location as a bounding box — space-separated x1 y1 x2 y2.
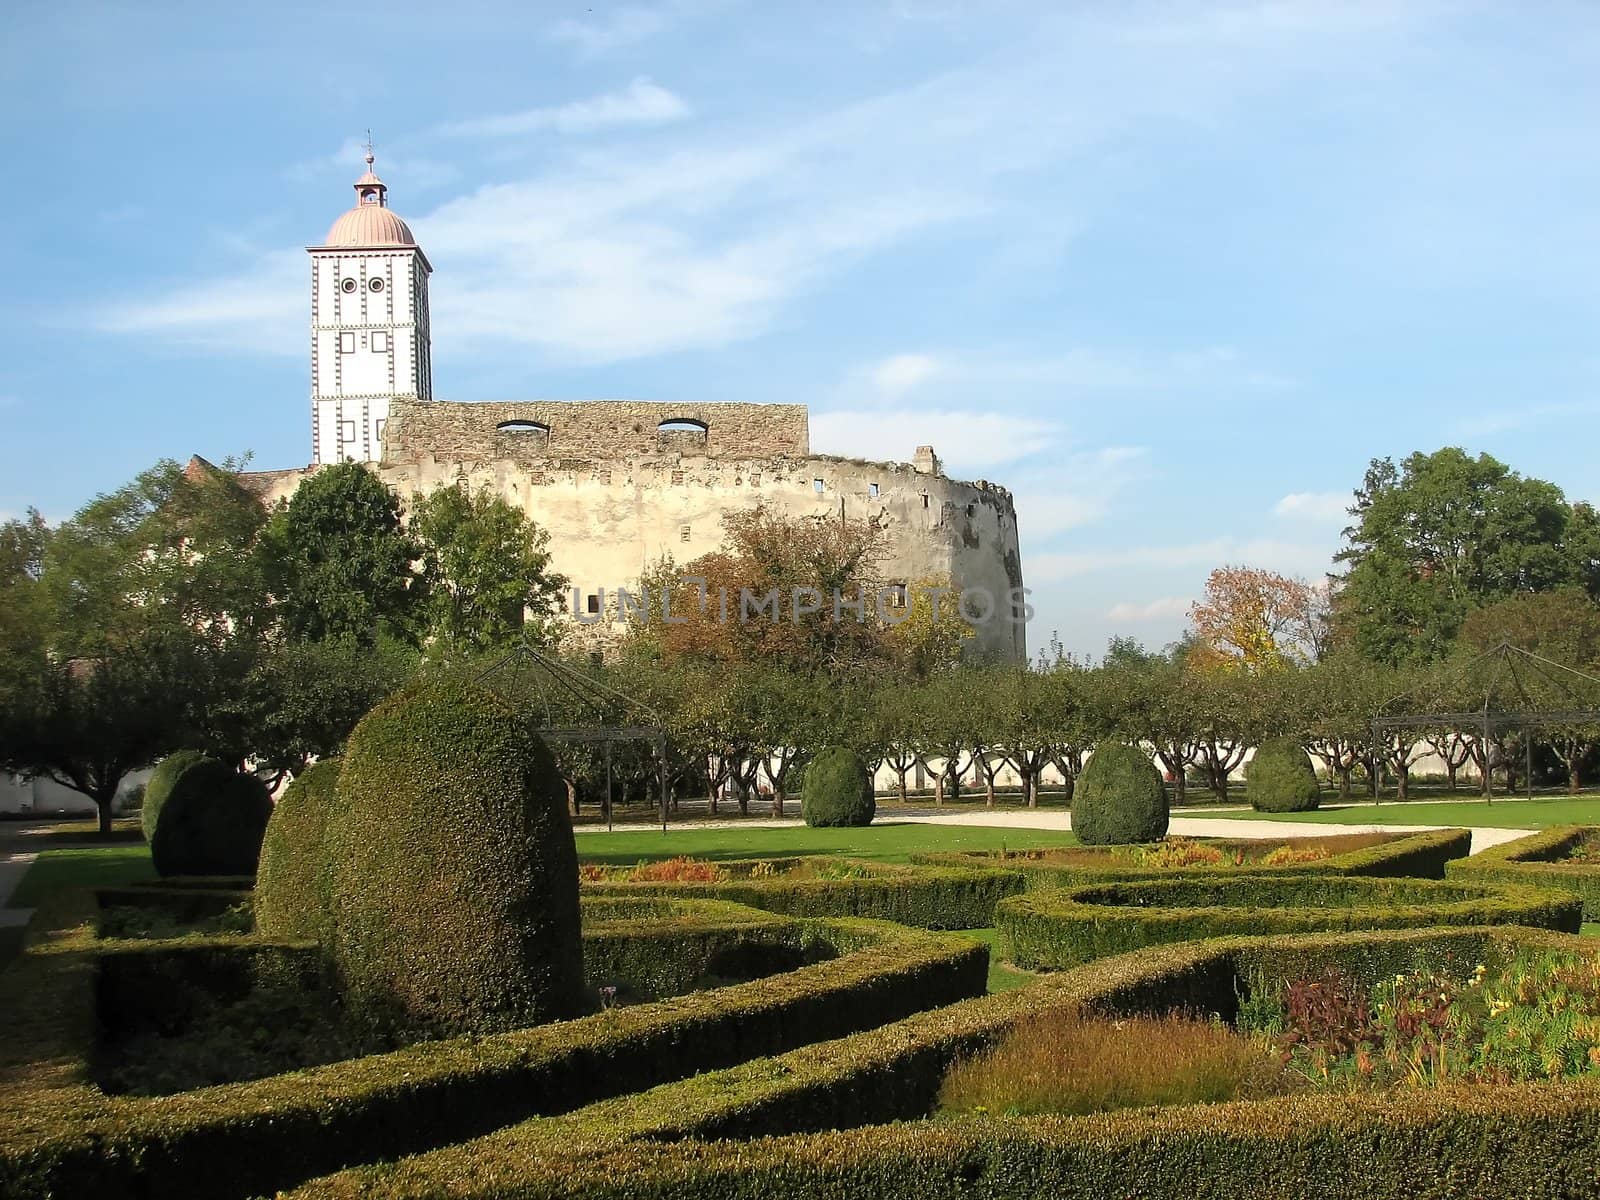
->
8 675 1599 1200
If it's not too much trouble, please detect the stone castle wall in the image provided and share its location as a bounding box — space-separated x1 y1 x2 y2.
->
244 400 1025 661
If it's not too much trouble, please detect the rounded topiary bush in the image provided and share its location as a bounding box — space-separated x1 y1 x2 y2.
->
322 678 585 1038
1247 737 1322 813
1073 743 1168 845
148 756 274 878
254 758 341 941
141 748 206 843
801 746 876 828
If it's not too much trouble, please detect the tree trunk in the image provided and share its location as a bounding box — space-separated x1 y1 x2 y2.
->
97 789 115 837
1445 760 1457 792
1337 764 1352 799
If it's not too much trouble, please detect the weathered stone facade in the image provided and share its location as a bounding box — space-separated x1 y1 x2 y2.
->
244 399 1026 661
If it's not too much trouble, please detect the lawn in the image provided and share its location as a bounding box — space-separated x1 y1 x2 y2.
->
7 845 155 908
951 927 1035 992
573 821 1078 865
1217 795 1600 830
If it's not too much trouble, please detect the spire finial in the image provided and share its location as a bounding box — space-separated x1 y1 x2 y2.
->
364 129 375 167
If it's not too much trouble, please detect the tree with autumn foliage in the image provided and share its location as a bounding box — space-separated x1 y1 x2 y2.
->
1188 565 1327 670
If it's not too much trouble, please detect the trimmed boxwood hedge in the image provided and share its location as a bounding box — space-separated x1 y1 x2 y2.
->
995 873 1582 969
254 759 341 942
324 679 585 1037
1447 825 1600 919
0 890 986 1200
147 757 274 878
277 925 1600 1200
1071 742 1168 844
801 747 876 827
582 857 1027 929
912 827 1473 887
1245 736 1321 812
140 749 207 843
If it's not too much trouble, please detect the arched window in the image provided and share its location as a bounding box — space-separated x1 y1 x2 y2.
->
657 418 708 434
657 417 709 450
496 419 551 435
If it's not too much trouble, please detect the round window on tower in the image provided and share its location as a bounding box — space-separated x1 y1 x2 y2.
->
341 278 357 294
369 277 385 293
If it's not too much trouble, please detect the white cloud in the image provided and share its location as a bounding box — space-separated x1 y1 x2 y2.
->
1274 490 1349 521
287 137 460 192
1031 536 1335 582
434 79 691 139
1107 596 1193 621
810 407 1061 472
93 249 303 353
549 6 671 56
867 353 943 397
1452 400 1600 440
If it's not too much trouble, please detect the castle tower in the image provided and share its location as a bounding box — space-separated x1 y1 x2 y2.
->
307 147 432 464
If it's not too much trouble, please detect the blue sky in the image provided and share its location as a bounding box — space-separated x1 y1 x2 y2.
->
4 1 1600 657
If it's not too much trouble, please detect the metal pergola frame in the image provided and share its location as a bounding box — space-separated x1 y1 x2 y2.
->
475 642 670 832
1372 640 1600 802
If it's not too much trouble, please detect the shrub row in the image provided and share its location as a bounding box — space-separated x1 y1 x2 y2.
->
279 925 1596 1200
994 873 1581 969
912 827 1472 887
0 892 986 1200
583 858 1028 929
1447 825 1600 919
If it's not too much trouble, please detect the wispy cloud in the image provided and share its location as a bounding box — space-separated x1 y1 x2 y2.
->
1032 536 1335 582
434 79 691 139
810 407 1062 472
1453 400 1600 440
1107 596 1193 622
1274 490 1349 521
549 6 672 56
287 137 460 192
867 353 943 397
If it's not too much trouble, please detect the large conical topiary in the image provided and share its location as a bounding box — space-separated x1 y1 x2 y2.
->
148 756 274 877
1073 742 1168 845
323 678 584 1037
141 749 206 843
801 746 876 827
254 758 341 941
1247 737 1322 813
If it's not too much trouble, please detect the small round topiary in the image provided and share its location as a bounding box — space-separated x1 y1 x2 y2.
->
801 747 876 828
1247 737 1322 813
141 749 206 843
148 756 274 878
254 758 341 942
322 678 585 1038
1073 743 1168 845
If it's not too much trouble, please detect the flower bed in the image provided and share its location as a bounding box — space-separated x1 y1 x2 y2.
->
1447 825 1600 918
274 926 1600 1200
913 827 1472 886
0 888 985 1200
994 874 1581 969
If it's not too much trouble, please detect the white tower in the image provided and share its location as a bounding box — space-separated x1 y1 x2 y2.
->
307 147 432 464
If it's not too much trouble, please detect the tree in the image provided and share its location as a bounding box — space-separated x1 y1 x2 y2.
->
1333 449 1584 664
883 574 974 676
262 462 419 646
1188 566 1326 670
411 484 567 655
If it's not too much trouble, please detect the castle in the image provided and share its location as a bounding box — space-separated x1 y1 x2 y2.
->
241 152 1026 661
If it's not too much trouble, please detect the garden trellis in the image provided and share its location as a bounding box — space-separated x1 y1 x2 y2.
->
1372 640 1600 801
475 641 671 832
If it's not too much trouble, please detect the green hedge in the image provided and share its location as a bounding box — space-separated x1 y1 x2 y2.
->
801 746 875 827
278 925 1600 1200
148 757 274 878
0 892 986 1200
995 873 1581 969
1447 826 1600 919
1245 736 1321 813
582 858 1027 929
1072 741 1168 844
580 897 830 999
140 749 205 843
912 827 1472 887
255 759 341 942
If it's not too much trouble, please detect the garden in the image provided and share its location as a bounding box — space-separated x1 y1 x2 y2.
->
9 682 1600 1200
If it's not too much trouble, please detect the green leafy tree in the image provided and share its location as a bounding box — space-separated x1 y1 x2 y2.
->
262 462 419 646
411 484 567 655
1333 449 1583 664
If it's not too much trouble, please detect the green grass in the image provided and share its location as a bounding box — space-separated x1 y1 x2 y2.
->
573 821 1078 865
1217 795 1600 830
951 927 1035 993
8 846 155 907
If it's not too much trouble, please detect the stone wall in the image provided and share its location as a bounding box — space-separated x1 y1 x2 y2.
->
384 399 809 463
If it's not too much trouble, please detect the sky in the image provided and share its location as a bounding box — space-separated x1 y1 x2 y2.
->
4 1 1600 658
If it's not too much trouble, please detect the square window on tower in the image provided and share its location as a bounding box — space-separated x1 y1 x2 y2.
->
372 330 390 353
339 332 356 354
